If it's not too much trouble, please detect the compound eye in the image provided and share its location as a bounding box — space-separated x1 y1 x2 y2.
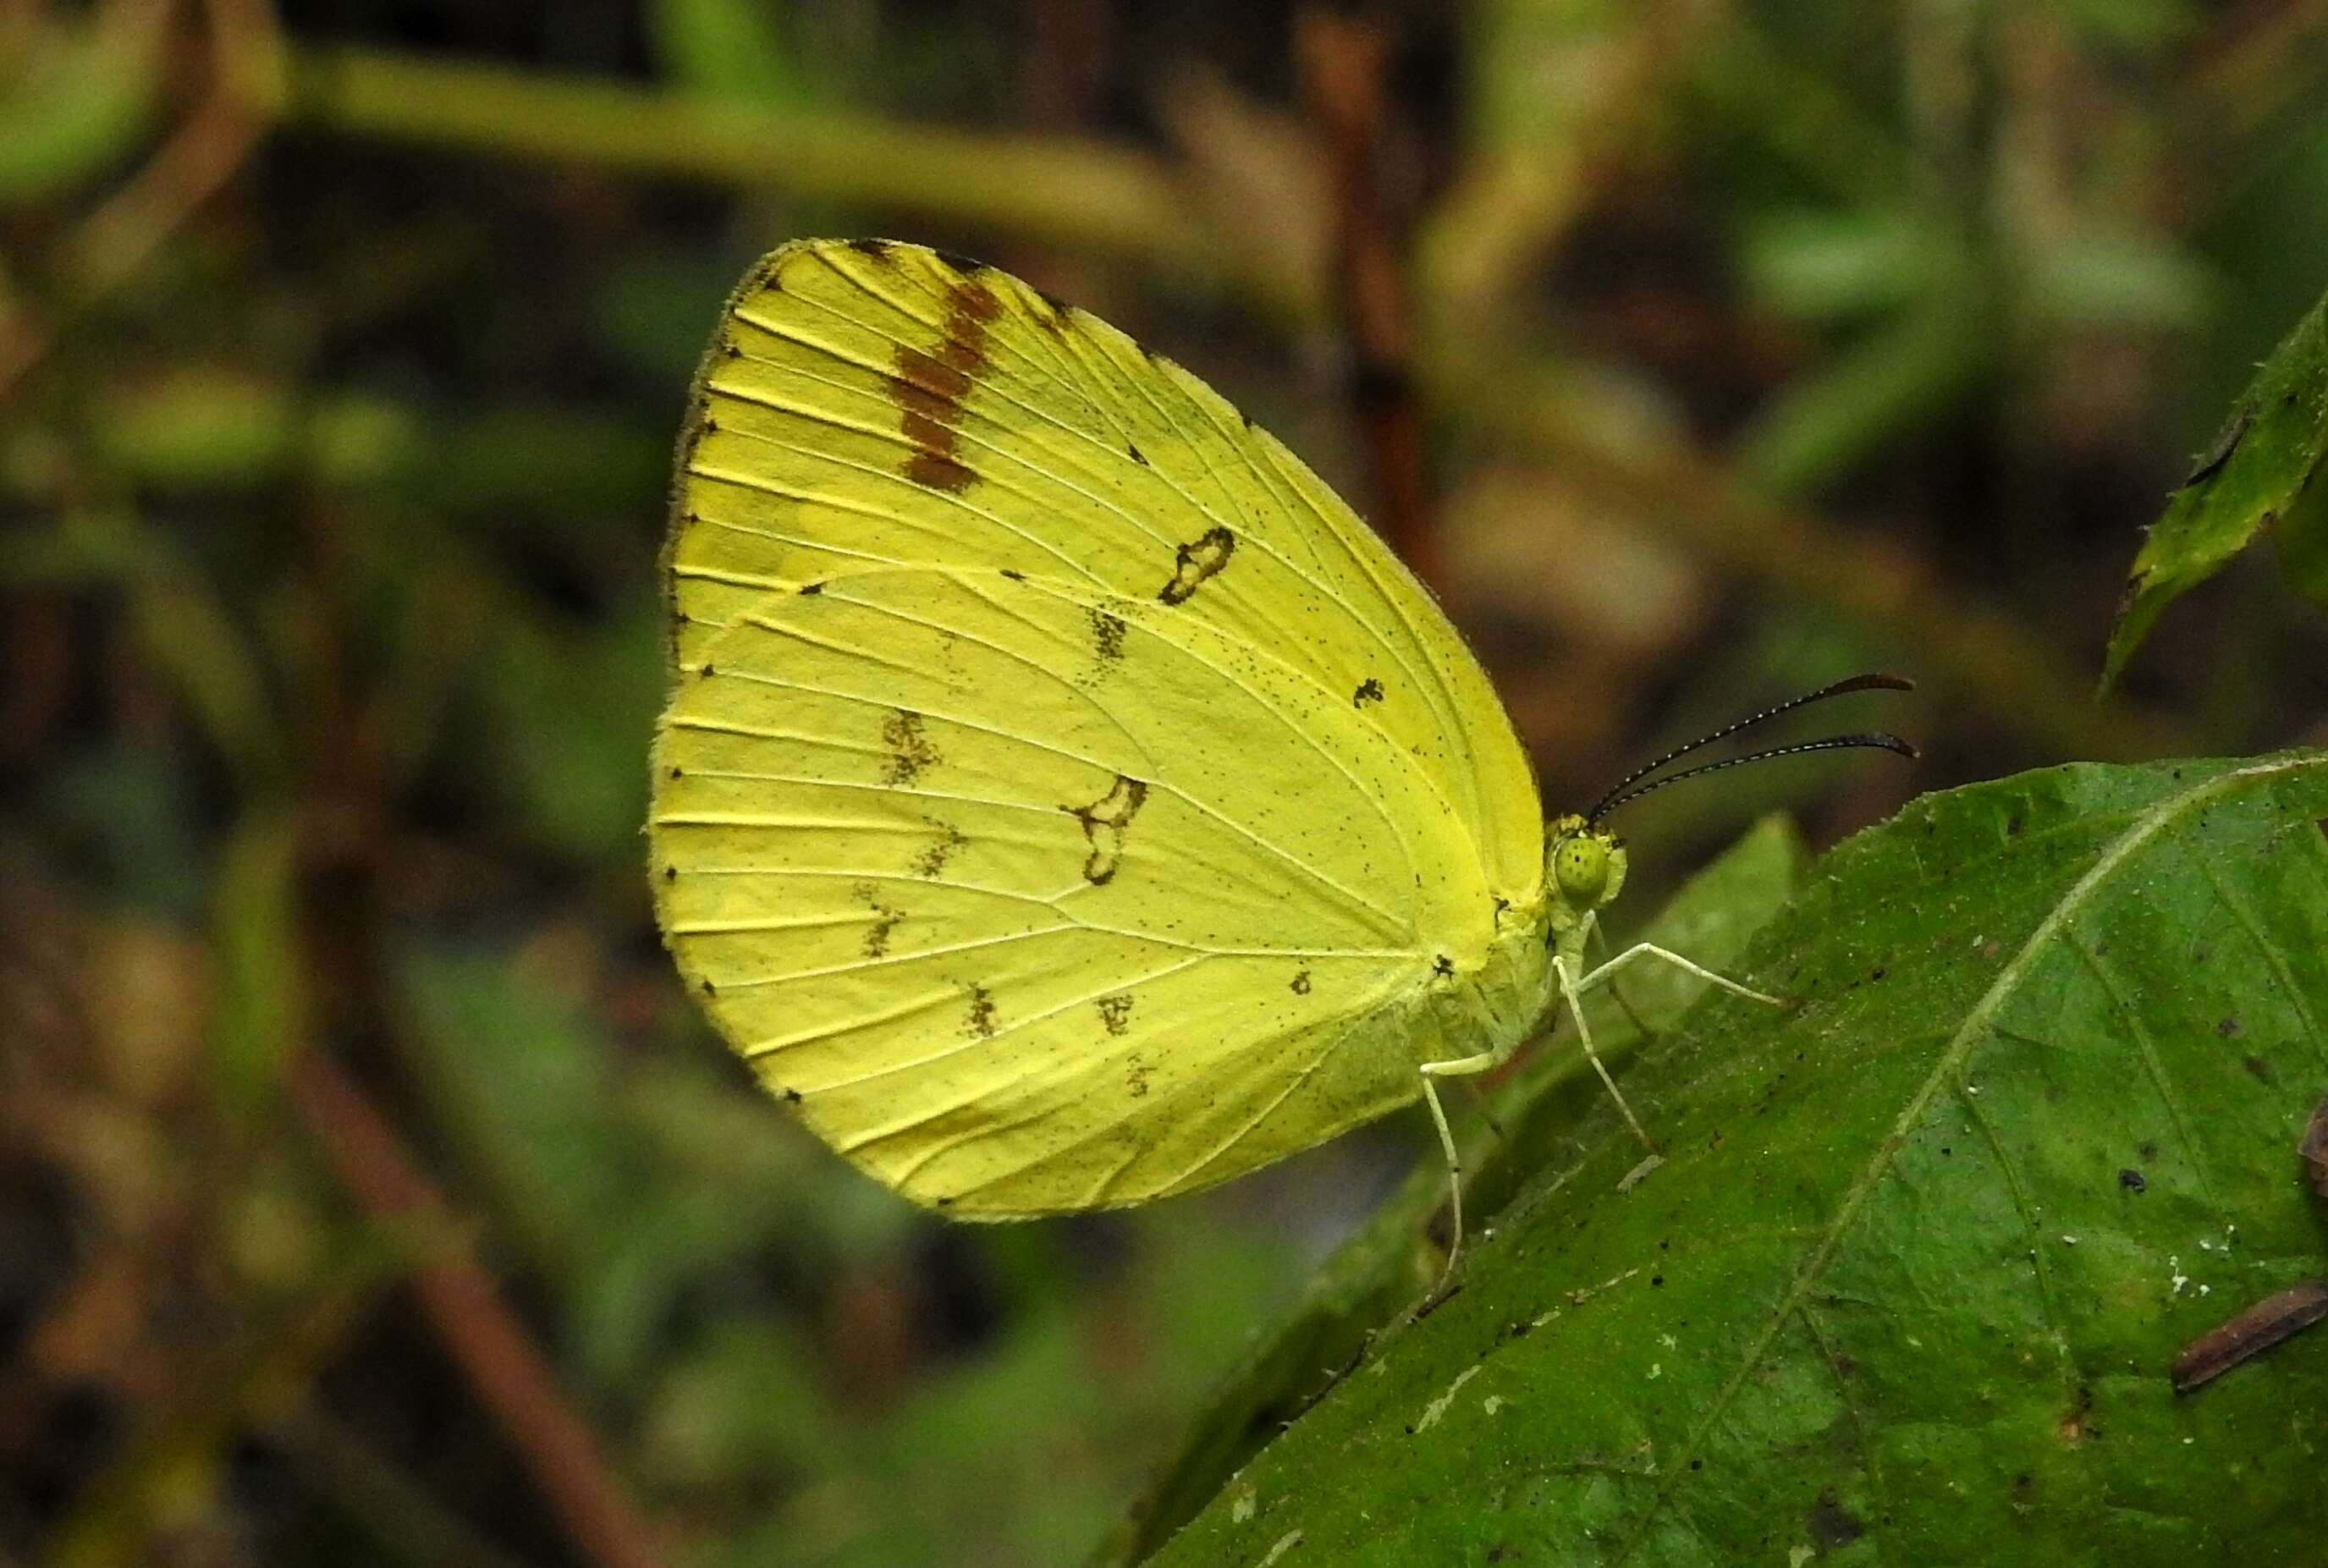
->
1555 836 1610 905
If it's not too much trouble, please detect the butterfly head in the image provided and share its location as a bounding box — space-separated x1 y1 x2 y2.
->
1546 813 1627 929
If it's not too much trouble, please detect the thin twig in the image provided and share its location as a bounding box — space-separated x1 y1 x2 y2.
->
248 43 1287 311
2171 1280 2328 1394
1299 12 1439 589
287 1052 669 1568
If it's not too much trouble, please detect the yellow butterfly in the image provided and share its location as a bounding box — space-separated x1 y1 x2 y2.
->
649 238 1908 1269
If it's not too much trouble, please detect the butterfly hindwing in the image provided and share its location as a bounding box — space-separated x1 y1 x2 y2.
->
655 567 1474 1208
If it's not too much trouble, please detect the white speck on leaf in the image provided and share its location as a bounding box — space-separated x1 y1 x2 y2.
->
1232 1486 1256 1523
1483 1395 1505 1417
1648 1363 1663 1380
1415 1367 1480 1433
2170 1255 2189 1296
1258 1530 1302 1566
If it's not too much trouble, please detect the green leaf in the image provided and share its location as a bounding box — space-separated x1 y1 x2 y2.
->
1741 208 1956 324
1101 818 1809 1567
2024 228 2210 331
0 9 164 206
2102 284 2328 690
1147 755 2328 1565
209 812 306 1122
91 366 300 490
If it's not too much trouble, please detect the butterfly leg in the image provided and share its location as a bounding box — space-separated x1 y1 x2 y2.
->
1587 919 1660 1048
1418 1049 1499 1285
1572 943 1784 1009
1551 953 1656 1154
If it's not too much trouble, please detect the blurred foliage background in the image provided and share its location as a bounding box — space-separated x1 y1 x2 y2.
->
5 2 2328 1565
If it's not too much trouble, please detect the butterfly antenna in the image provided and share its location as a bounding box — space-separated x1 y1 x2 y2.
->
1589 732 1918 822
1583 673 1914 823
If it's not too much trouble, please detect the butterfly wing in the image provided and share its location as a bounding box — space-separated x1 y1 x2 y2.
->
652 239 1546 1211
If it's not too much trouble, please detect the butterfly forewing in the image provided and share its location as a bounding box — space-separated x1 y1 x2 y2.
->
653 239 1549 1211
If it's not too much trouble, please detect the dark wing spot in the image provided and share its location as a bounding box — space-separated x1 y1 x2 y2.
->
965 982 999 1040
722 341 741 359
662 866 677 882
911 819 969 879
700 663 716 678
701 978 717 995
784 1087 803 1103
1291 970 1312 995
882 710 941 785
905 449 977 492
1433 955 1455 977
949 278 1002 325
1353 677 1384 707
1158 526 1236 605
799 580 823 595
933 247 986 275
846 238 896 261
894 344 973 405
1088 607 1127 674
668 765 683 779
1001 568 1026 581
1127 442 1148 465
887 279 999 493
1098 993 1133 1037
1063 773 1148 883
1125 1054 1150 1098
862 904 903 958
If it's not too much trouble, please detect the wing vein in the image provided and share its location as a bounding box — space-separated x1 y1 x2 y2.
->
715 624 1409 937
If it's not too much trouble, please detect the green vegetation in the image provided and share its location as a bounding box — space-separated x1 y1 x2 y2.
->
5 3 2326 1565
